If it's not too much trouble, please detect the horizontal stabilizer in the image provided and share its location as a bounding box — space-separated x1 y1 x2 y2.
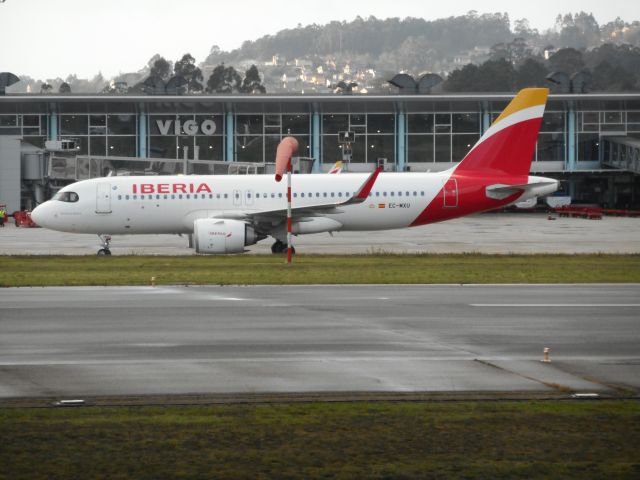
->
486 181 557 200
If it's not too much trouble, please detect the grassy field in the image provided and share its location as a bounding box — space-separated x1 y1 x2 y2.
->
0 254 639 287
1 400 639 479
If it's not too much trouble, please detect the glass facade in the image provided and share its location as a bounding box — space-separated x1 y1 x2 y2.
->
0 114 48 148
149 114 223 160
1 97 639 173
576 110 640 162
322 113 394 164
236 113 309 162
408 112 480 163
59 113 137 157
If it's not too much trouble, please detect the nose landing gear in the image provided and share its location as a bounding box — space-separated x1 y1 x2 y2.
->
97 234 112 256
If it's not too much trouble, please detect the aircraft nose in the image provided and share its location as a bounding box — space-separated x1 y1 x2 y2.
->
31 203 49 228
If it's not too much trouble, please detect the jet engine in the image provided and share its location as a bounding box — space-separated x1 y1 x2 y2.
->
193 218 260 254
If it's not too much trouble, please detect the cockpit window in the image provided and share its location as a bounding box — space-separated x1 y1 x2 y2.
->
54 191 79 203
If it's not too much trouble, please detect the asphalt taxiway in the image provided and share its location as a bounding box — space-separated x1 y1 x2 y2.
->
1 284 638 399
1 213 639 255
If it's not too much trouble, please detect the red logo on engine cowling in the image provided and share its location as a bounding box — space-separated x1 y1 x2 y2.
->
132 183 212 194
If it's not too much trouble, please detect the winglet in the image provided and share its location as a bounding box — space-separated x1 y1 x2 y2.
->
343 166 382 205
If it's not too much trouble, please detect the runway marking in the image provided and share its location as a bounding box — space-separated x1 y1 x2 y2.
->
471 304 640 307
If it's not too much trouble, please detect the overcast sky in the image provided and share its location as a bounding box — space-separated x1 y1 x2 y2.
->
0 0 637 80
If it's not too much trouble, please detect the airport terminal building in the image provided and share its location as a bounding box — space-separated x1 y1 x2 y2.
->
1 92 639 212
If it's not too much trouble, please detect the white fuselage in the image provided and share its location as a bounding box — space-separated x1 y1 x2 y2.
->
33 172 452 235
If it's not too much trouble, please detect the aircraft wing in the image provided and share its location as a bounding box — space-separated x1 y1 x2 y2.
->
209 167 381 224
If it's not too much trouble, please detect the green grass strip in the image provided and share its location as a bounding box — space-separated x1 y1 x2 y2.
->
2 400 639 479
1 254 639 287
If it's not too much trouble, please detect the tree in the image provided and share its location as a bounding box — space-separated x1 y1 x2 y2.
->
591 61 637 91
515 59 549 89
58 82 71 93
40 83 52 94
547 48 585 74
174 53 204 93
222 66 242 93
149 57 173 80
205 64 242 93
240 65 266 93
476 59 515 91
443 64 479 92
206 64 226 93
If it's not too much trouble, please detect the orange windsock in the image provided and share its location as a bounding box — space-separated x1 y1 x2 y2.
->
274 136 299 182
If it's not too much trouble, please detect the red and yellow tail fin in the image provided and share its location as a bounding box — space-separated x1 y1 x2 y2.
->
455 88 548 179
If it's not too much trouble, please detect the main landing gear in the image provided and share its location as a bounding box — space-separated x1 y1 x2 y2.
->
271 239 295 255
97 234 112 256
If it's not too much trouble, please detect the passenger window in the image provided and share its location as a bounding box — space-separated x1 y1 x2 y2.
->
421 191 425 196
118 195 122 200
375 192 380 197
323 192 327 197
224 194 228 199
125 195 130 200
133 195 137 200
278 193 283 198
383 192 387 197
413 191 417 196
390 192 394 197
164 195 168 200
301 193 305 198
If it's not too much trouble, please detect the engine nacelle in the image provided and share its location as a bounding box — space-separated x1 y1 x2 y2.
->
193 218 259 254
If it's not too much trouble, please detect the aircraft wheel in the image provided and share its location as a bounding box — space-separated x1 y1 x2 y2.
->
271 240 285 254
97 248 112 256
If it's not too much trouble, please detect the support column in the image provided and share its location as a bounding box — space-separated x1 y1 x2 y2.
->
225 111 234 162
396 111 406 172
49 111 58 141
138 111 147 158
567 103 576 172
312 111 321 172
481 101 491 133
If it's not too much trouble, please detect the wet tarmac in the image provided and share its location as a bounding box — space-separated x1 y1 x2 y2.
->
1 284 638 398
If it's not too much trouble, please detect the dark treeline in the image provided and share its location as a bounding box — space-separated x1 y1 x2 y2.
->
444 43 640 92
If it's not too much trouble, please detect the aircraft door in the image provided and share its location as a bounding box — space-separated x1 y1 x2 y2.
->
233 189 242 207
96 183 112 213
245 190 254 206
443 178 458 208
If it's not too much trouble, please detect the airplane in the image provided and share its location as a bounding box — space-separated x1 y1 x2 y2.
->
31 88 559 255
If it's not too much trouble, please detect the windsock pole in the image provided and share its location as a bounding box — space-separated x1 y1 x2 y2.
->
286 160 293 264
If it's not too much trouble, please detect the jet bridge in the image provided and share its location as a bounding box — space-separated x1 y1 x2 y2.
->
601 136 640 175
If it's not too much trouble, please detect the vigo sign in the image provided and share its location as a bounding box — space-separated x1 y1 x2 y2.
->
156 119 217 136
